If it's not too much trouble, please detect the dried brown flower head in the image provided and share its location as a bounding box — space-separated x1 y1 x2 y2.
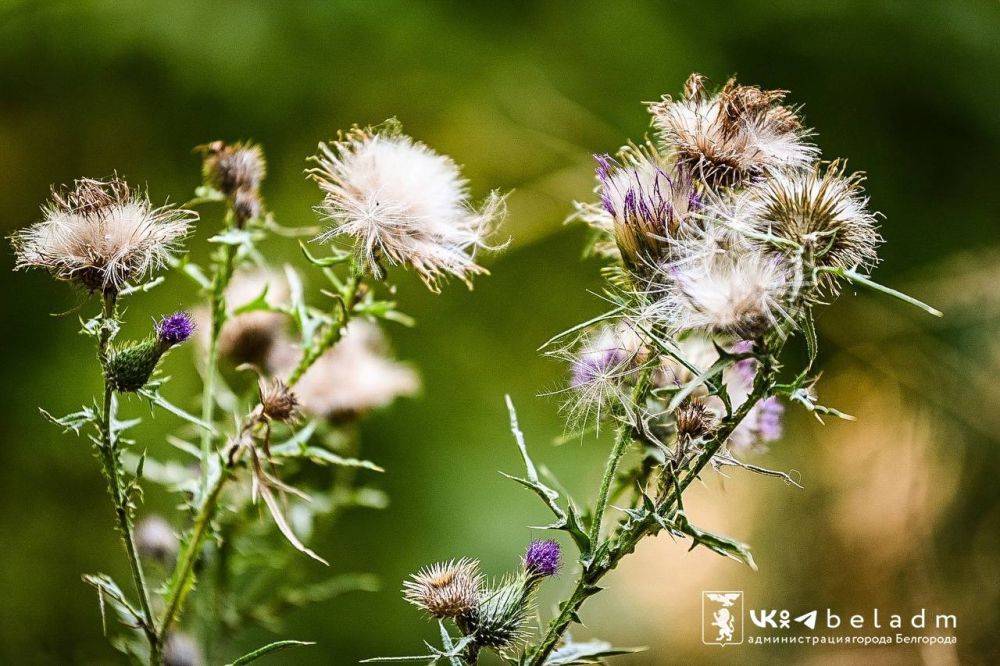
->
259 378 299 423
649 73 818 189
200 140 266 196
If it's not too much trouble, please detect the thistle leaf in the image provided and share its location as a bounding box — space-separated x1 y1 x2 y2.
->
545 636 645 664
225 640 315 665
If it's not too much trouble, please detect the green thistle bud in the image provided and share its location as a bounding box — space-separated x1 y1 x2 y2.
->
466 576 531 652
106 337 161 392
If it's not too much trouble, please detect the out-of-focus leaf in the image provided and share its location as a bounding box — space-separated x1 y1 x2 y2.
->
282 573 380 606
225 640 315 665
138 386 216 433
545 636 645 664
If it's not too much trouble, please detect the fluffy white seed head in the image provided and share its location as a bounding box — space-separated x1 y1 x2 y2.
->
11 177 194 291
309 124 505 291
649 73 818 190
648 250 794 338
269 319 419 420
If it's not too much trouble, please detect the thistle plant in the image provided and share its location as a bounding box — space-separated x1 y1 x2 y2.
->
377 73 941 664
10 120 504 664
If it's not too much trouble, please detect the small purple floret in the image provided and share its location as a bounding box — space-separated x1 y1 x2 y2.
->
757 397 784 442
156 311 194 346
524 539 560 577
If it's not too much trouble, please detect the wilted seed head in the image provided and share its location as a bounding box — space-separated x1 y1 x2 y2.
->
10 177 194 292
163 632 203 666
649 73 817 189
136 515 178 563
156 312 195 346
308 124 506 291
259 378 299 423
200 140 266 196
580 146 698 267
650 251 794 338
674 400 717 441
403 558 483 620
523 540 560 578
733 161 882 287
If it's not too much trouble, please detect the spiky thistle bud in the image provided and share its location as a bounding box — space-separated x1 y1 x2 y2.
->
523 539 560 579
466 576 532 652
403 558 483 622
107 312 193 392
199 140 266 196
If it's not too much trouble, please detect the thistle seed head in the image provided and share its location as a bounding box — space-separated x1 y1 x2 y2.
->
308 123 505 291
403 558 483 620
731 161 882 287
11 176 194 292
648 251 795 338
649 73 818 190
272 320 418 421
199 140 266 196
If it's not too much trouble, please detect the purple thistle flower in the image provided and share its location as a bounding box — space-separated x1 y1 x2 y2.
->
757 396 784 442
524 539 560 577
570 346 627 389
156 311 194 346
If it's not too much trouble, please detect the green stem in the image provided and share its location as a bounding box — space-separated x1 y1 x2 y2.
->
95 291 161 664
527 351 779 664
199 212 238 495
157 274 362 638
587 423 632 548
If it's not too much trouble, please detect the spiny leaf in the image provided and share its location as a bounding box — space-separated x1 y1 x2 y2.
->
545 636 645 664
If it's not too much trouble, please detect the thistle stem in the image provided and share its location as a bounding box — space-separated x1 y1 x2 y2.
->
95 291 161 664
199 211 238 495
157 274 363 638
587 423 632 548
526 352 778 664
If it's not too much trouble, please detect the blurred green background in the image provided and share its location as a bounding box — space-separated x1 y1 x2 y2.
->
1 1 998 663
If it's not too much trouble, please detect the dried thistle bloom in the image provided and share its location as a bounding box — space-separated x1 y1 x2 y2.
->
258 378 299 423
730 161 882 284
163 632 203 666
649 73 817 190
135 515 178 564
270 320 419 420
674 399 717 441
523 540 560 578
648 251 794 337
11 177 194 292
403 558 483 620
309 124 505 290
199 140 266 196
573 146 698 266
